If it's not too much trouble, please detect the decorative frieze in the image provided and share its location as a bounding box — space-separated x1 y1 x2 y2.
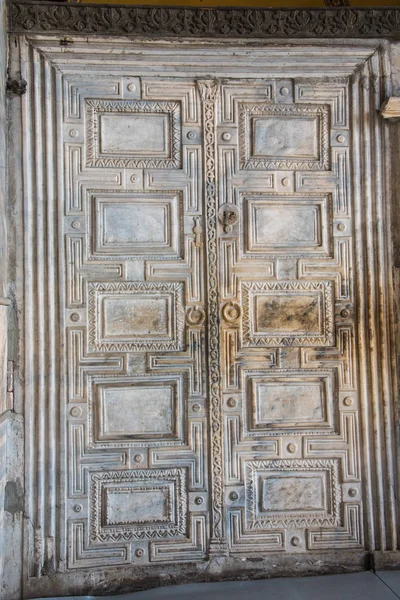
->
8 4 400 39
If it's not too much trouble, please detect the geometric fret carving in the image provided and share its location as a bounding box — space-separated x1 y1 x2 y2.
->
148 329 205 398
150 515 207 562
68 521 130 569
298 238 351 300
67 328 124 402
144 146 202 215
307 504 363 549
220 239 275 301
65 146 122 215
150 421 207 489
63 77 121 121
302 326 356 390
220 82 274 124
294 82 347 128
66 236 123 307
146 236 204 304
304 412 360 481
332 148 350 216
229 511 284 554
68 423 127 497
142 79 200 125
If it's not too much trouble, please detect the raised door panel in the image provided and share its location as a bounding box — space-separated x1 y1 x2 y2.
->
217 79 362 554
63 76 208 568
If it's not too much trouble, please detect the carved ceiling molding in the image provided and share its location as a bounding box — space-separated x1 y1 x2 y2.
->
7 2 400 39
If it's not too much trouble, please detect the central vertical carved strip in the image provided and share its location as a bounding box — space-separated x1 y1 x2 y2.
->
197 79 225 551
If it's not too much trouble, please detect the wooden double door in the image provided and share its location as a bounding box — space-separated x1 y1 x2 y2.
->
14 37 371 590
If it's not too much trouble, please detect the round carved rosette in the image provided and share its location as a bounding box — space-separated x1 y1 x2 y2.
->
222 302 241 323
186 306 205 326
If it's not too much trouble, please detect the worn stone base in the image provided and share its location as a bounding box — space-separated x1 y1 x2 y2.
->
372 551 400 571
26 551 370 599
1 411 24 600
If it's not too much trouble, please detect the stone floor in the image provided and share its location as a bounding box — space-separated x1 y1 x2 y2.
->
37 571 400 600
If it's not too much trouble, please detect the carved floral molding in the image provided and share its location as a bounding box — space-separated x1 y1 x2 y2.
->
8 2 400 38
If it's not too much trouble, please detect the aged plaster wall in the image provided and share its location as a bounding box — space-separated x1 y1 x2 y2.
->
0 0 8 590
388 45 400 573
0 2 24 599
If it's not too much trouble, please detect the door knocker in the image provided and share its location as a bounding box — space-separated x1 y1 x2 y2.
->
219 203 239 233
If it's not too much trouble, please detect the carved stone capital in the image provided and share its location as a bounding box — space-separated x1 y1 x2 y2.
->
196 79 220 104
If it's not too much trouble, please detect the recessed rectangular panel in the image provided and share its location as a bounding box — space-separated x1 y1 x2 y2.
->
261 474 325 512
239 102 330 170
89 192 182 259
88 282 184 352
99 113 169 156
240 194 332 257
256 383 323 422
90 468 187 541
253 204 319 244
102 295 171 338
103 203 167 244
85 99 181 168
254 293 321 334
101 202 167 244
89 375 184 447
245 459 341 530
106 487 170 525
243 370 334 433
241 281 334 347
101 385 174 437
252 117 318 159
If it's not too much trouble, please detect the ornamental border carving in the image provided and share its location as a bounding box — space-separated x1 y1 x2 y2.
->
197 79 225 550
244 459 341 530
87 281 185 353
8 3 400 39
90 468 188 542
85 99 181 169
241 280 335 348
238 103 330 171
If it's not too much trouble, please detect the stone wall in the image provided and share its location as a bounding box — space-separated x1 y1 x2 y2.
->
0 0 8 591
0 4 24 598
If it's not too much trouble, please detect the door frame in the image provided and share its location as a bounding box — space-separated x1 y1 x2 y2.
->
2 4 400 598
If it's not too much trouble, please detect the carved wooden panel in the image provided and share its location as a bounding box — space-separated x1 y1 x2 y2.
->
14 38 398 595
60 75 208 568
217 80 363 554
